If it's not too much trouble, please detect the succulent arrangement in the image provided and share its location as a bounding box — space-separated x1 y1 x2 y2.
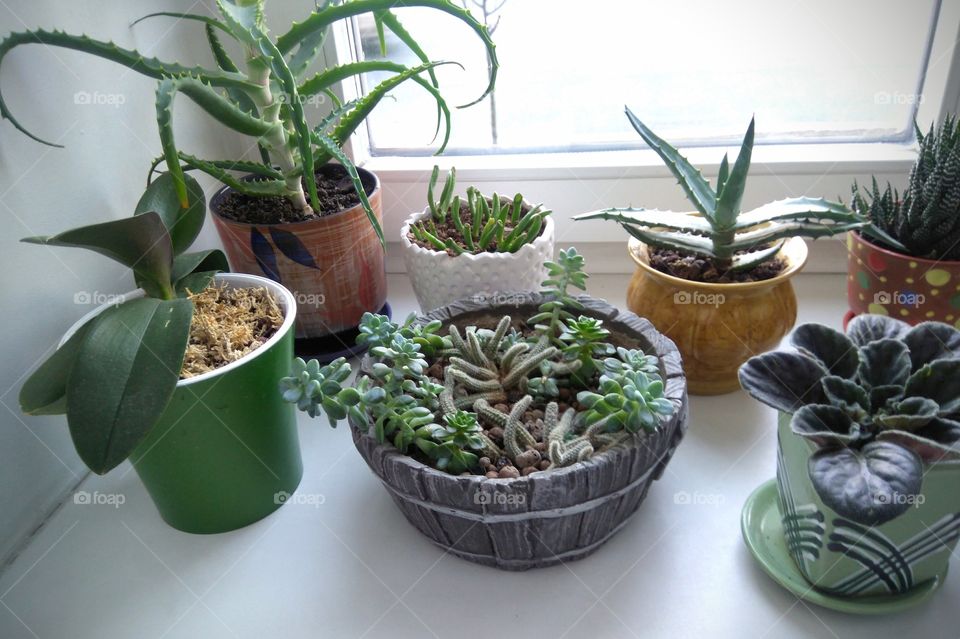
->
0 0 498 242
18 174 229 473
575 108 868 273
739 314 960 526
852 116 960 260
280 248 676 476
408 166 552 254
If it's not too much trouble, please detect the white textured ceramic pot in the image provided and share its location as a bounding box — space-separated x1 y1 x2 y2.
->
399 208 555 312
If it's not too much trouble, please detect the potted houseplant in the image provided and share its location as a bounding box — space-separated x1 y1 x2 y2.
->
280 249 689 570
848 116 960 327
18 173 302 534
574 108 868 395
400 166 555 311
739 314 960 601
0 0 498 347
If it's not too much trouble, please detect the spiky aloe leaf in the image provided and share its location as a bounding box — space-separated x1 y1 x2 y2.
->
573 208 714 236
716 153 730 195
620 224 716 258
175 152 290 197
624 106 716 221
729 242 785 272
275 0 498 107
735 197 860 229
714 117 754 229
0 29 255 145
725 219 866 252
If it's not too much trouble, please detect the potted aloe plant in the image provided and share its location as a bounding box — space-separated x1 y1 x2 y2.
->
574 108 868 395
400 166 555 311
280 249 689 570
0 0 498 347
848 116 960 326
739 315 960 599
19 173 302 534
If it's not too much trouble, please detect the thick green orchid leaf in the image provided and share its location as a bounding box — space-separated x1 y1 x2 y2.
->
875 397 939 430
22 212 174 299
172 250 229 295
791 324 859 378
904 359 960 418
66 298 193 474
19 318 97 416
808 441 923 526
857 339 911 389
738 351 828 413
846 314 909 347
902 322 960 370
877 417 960 463
135 172 206 256
821 376 869 419
790 404 862 446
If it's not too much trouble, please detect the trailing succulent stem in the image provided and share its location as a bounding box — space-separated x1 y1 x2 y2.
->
1 0 501 243
575 108 867 272
284 249 676 475
852 116 960 260
410 166 552 254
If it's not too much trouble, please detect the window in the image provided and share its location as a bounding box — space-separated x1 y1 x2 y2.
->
349 0 943 156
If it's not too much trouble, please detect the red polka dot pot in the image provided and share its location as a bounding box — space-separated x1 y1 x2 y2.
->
846 231 960 328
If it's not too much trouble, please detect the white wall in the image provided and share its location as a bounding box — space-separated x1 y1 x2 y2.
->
0 0 250 564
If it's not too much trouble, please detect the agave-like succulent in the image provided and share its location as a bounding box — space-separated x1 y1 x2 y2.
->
739 315 960 526
575 108 867 272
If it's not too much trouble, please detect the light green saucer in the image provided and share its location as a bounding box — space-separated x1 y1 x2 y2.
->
741 479 947 615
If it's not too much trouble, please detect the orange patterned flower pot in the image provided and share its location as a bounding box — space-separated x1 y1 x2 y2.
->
846 231 960 328
626 237 808 395
209 167 386 339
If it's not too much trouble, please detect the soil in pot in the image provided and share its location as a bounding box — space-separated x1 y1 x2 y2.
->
215 164 377 224
406 197 537 255
649 247 785 283
180 284 284 378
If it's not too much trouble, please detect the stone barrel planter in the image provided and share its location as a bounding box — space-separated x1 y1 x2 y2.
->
350 293 688 570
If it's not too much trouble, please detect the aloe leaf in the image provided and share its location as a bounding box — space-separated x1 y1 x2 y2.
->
131 11 232 33
0 29 255 146
573 207 714 235
808 442 922 526
135 172 206 256
738 351 828 413
22 213 174 299
790 323 860 378
624 106 716 221
313 99 360 135
175 153 289 197
620 223 715 257
714 117 754 229
716 153 729 195
846 314 909 348
377 10 440 131
19 318 98 416
726 220 866 251
858 339 911 389
287 22 329 78
728 242 784 272
735 197 859 229
275 0 498 107
66 298 192 474
216 0 264 45
311 131 384 247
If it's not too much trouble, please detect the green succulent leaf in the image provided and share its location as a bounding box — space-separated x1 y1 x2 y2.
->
714 117 754 229
66 298 193 474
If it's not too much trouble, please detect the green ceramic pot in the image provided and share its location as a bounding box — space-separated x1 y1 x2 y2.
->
64 273 303 533
776 412 960 597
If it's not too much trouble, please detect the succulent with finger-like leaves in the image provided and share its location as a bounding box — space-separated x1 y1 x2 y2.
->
739 314 960 526
0 0 499 242
575 108 867 272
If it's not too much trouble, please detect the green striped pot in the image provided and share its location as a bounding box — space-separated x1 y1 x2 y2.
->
776 412 960 597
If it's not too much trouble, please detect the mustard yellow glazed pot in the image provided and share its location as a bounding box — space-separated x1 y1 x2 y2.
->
626 236 809 395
